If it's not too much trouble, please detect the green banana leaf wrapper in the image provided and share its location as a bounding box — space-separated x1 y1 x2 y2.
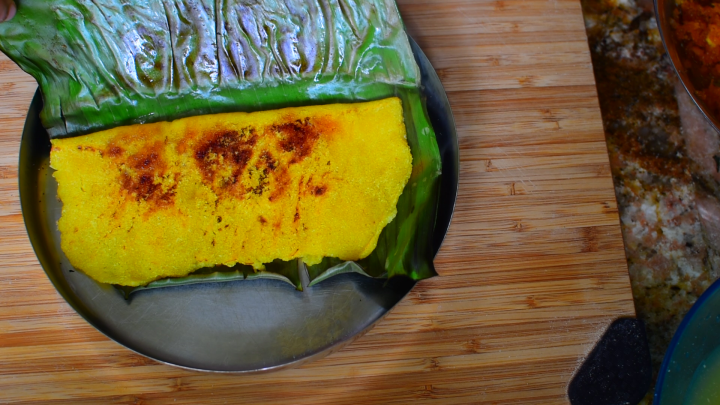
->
0 0 441 292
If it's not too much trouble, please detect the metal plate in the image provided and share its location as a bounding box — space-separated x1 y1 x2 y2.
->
18 39 459 373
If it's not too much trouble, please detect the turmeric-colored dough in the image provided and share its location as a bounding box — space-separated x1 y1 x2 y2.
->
50 98 412 286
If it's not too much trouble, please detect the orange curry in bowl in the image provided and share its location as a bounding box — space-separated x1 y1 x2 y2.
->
674 0 720 117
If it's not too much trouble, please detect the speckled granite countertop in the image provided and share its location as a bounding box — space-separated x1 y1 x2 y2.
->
581 0 720 399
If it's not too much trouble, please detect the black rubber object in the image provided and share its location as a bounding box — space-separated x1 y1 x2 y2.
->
568 318 652 405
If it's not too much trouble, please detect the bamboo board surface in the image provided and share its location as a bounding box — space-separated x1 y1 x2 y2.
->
0 0 636 403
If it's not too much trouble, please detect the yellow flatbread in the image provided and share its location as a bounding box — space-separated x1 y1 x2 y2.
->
50 98 412 286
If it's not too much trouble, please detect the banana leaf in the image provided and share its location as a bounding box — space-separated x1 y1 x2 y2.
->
0 0 420 138
115 260 302 299
0 0 441 293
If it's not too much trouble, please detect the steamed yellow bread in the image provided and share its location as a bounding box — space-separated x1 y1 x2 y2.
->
50 98 412 286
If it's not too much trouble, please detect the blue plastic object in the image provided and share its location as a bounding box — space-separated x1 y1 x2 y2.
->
655 278 720 404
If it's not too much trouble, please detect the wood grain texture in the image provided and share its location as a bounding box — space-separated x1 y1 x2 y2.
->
0 0 635 403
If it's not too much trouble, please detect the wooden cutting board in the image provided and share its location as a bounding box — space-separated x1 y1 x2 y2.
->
0 0 635 403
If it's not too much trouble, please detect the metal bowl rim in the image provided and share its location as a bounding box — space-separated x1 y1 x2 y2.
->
654 0 720 133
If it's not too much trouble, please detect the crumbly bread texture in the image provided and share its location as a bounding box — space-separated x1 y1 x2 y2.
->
50 98 412 286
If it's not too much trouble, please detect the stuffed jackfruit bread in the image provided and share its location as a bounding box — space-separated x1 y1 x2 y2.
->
51 99 412 287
